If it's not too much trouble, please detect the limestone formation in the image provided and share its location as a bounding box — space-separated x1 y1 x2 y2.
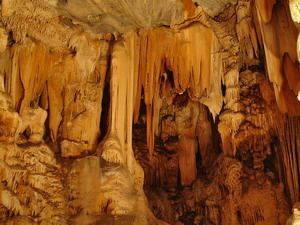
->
286 202 300 225
0 0 300 224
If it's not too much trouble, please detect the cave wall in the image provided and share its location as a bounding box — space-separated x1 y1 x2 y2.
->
0 0 300 224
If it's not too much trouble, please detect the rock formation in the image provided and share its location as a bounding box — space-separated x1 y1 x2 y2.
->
0 0 300 224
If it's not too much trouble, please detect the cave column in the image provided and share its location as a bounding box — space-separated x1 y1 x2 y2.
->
109 32 141 176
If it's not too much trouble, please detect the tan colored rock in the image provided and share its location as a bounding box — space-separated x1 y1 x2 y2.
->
56 0 185 33
17 106 47 143
59 34 109 156
287 202 300 225
60 140 88 158
290 0 300 25
0 91 20 143
256 0 300 116
289 0 300 61
256 0 276 24
196 0 237 18
6 34 109 156
0 143 66 224
0 27 7 54
2 0 75 51
1 0 17 17
67 156 105 224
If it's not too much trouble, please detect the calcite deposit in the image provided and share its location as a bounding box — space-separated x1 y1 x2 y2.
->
0 0 300 224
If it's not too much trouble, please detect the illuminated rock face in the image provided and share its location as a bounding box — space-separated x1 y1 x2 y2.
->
287 203 300 225
0 0 300 224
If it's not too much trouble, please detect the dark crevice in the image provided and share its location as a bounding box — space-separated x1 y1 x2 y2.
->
98 41 113 143
195 139 205 177
264 142 279 183
7 30 15 47
177 164 182 188
207 108 222 155
221 82 226 97
163 61 175 88
139 87 146 117
99 75 110 143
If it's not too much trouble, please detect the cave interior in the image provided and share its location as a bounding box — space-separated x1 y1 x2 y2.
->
1 0 300 224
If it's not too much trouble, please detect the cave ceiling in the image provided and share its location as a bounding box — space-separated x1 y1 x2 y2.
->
56 0 185 33
55 0 241 33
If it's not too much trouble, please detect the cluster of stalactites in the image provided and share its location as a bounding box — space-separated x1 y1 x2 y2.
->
5 33 111 157
124 23 223 155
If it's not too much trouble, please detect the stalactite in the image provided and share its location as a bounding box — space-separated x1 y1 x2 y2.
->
289 0 300 62
255 0 300 116
283 53 300 95
196 104 213 167
255 0 276 24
